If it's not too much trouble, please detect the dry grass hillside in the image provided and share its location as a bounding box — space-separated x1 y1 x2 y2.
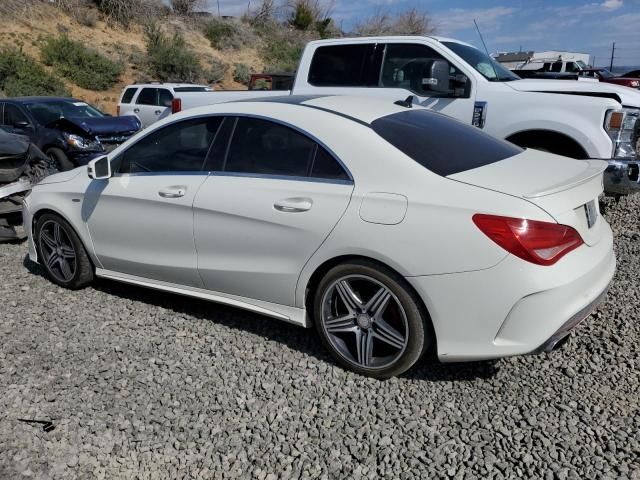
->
0 3 265 114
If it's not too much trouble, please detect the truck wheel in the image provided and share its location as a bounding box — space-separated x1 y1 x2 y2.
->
46 147 74 172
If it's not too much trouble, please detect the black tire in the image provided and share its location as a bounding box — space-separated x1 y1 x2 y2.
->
313 260 431 379
35 213 94 289
46 147 74 172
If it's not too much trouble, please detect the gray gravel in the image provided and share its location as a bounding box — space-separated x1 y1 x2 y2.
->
1 195 639 480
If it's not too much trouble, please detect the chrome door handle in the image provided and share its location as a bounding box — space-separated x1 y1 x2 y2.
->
133 108 140 113
159 186 186 198
274 197 312 213
155 110 162 115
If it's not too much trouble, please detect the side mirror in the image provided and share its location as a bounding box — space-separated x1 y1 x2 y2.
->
87 156 111 180
451 73 469 98
420 59 450 95
14 121 31 130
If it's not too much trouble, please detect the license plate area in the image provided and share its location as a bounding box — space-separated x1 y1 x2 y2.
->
584 199 598 229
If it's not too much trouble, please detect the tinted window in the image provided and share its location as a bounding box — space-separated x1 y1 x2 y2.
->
121 88 138 104
119 117 222 174
158 89 173 107
202 117 234 171
25 100 104 125
381 43 468 97
309 44 375 87
4 104 30 127
224 117 315 177
311 146 349 180
551 62 562 72
371 110 522 177
136 88 157 105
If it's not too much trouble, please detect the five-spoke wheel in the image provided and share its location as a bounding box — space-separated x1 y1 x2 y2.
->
314 261 431 378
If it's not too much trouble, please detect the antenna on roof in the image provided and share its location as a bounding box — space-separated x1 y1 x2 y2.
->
394 95 414 108
473 19 498 80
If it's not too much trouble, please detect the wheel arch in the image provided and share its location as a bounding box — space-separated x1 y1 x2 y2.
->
506 129 589 159
303 254 438 356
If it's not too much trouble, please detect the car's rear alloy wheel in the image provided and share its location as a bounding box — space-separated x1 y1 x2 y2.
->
36 213 94 289
315 261 430 378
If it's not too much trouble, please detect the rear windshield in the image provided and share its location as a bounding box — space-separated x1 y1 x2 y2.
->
371 110 522 176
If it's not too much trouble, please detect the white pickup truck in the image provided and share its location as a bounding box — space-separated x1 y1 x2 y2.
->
158 36 640 195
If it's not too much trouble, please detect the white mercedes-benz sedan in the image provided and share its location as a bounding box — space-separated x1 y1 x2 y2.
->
23 95 615 378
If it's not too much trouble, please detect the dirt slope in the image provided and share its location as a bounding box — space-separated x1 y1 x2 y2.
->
0 3 264 114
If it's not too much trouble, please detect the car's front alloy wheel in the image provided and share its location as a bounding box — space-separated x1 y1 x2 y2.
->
315 261 431 378
35 213 94 289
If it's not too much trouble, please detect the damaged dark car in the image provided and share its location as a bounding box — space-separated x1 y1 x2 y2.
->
0 97 141 171
0 128 57 240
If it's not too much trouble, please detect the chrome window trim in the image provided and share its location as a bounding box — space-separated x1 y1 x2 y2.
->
210 170 354 185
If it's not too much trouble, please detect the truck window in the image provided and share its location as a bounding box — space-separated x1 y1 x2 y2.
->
566 62 579 73
308 44 376 87
380 43 467 96
371 109 522 177
158 89 173 107
551 62 562 72
136 88 157 105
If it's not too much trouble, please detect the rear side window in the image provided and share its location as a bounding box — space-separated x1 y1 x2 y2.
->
158 89 173 107
121 88 138 104
308 44 376 87
371 110 522 177
136 88 157 105
223 117 350 181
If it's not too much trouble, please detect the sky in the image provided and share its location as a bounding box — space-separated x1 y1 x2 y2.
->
207 0 640 68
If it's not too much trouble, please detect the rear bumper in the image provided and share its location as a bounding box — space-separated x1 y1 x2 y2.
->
604 159 640 195
407 221 616 362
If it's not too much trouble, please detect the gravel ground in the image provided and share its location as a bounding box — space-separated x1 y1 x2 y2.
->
1 195 639 480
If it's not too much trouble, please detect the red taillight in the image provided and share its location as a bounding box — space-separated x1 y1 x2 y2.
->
116 105 120 116
171 98 182 114
472 214 583 266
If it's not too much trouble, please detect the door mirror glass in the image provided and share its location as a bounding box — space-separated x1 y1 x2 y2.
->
88 156 111 180
14 120 32 129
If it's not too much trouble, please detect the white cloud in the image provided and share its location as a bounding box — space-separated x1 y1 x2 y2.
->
601 0 623 11
434 6 515 34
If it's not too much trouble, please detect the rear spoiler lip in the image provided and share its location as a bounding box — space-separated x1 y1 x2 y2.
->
523 160 607 198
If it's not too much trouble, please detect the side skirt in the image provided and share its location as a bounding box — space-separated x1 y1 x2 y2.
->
95 268 311 327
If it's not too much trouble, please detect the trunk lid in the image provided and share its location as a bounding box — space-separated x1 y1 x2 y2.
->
448 149 607 246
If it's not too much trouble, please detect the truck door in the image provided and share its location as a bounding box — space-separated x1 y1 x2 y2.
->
302 42 475 126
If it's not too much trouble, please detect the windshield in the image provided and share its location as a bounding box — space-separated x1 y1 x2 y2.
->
443 42 520 82
597 69 614 78
24 100 105 126
576 60 588 69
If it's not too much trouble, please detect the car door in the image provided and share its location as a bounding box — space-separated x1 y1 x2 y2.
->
85 116 224 287
133 88 162 127
193 116 355 306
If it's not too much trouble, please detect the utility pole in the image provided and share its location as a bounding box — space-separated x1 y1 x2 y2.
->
609 42 615 71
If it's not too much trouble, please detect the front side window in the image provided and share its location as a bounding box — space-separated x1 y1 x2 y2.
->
119 117 222 174
372 109 522 177
308 44 376 87
121 88 137 104
380 43 468 97
224 117 349 180
136 88 157 105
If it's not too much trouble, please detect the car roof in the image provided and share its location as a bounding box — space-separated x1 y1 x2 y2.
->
308 35 475 49
191 95 424 126
124 83 209 88
6 97 82 103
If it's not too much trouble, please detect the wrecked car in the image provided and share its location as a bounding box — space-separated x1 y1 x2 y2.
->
0 97 141 171
0 128 57 241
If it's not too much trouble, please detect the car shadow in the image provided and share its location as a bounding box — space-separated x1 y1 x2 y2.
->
24 255 499 382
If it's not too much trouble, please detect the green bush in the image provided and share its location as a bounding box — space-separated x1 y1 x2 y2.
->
145 24 202 82
233 62 251 84
41 35 123 90
206 58 228 84
259 28 305 72
202 19 249 50
289 3 314 30
0 48 69 97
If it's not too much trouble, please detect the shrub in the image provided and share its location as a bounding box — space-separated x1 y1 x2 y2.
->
171 0 204 15
91 0 162 26
41 35 123 90
356 8 436 36
145 24 203 82
206 59 228 84
289 2 314 30
0 49 69 97
258 25 306 72
233 63 251 84
202 19 252 50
